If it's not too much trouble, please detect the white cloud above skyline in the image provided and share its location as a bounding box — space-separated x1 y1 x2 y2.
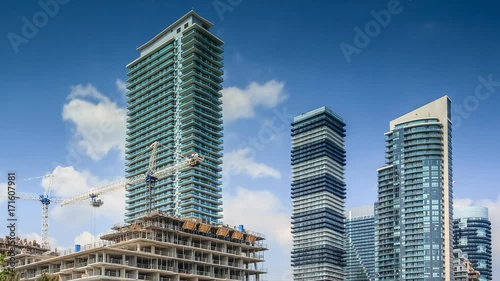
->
222 80 287 122
62 83 126 161
223 186 292 251
115 79 127 95
223 148 281 183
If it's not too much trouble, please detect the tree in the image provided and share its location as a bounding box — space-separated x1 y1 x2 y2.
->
35 272 58 281
0 254 20 281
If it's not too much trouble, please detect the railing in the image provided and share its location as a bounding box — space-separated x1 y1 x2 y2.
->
58 241 113 256
104 271 120 277
177 254 193 260
106 257 123 264
138 274 155 280
75 261 87 267
61 263 74 270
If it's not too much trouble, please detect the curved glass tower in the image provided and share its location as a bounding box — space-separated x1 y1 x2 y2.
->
375 96 454 281
453 206 492 281
125 11 223 223
291 107 346 281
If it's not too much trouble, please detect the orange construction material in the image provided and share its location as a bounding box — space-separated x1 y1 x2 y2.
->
198 223 211 233
216 227 230 237
182 221 197 230
231 231 243 240
245 235 257 243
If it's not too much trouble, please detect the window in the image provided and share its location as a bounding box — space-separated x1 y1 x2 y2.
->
184 23 189 28
177 28 181 33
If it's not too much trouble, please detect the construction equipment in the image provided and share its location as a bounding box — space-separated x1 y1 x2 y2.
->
60 141 204 216
0 174 101 249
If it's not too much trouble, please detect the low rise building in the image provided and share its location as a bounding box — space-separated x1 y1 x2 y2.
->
454 249 480 281
15 212 267 281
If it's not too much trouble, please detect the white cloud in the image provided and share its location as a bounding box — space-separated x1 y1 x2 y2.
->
454 198 474 208
62 84 126 161
455 196 500 278
116 79 127 95
0 182 6 202
41 166 125 228
223 187 292 251
223 148 281 181
74 231 101 245
222 80 286 122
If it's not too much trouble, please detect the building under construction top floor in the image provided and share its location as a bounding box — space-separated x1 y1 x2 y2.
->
15 211 267 281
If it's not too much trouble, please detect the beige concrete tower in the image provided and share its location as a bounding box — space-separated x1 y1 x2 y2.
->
375 96 453 281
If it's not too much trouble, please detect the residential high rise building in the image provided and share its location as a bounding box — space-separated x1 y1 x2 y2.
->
291 107 346 281
375 96 454 280
346 205 376 281
453 206 492 281
124 11 224 223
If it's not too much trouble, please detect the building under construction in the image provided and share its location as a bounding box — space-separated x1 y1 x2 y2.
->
0 236 51 257
14 212 267 281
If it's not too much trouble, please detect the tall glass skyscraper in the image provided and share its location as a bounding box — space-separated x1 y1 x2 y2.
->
375 96 454 281
453 206 492 281
291 107 346 281
346 205 376 281
124 11 224 223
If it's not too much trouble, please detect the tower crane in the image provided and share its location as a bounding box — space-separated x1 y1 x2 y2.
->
61 141 204 217
0 174 101 249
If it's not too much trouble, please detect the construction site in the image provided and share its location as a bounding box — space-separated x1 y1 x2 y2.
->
10 212 266 281
1 10 268 281
3 146 267 281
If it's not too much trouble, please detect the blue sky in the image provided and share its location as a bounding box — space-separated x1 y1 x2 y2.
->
1 0 500 279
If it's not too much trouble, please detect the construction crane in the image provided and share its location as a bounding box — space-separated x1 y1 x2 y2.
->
61 141 204 216
0 174 102 249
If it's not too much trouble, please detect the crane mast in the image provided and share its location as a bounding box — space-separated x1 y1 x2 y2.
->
146 142 159 215
1 190 96 250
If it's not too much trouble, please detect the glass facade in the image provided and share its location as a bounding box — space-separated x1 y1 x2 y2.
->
375 96 454 281
291 107 346 281
453 206 492 281
346 205 376 281
125 11 223 223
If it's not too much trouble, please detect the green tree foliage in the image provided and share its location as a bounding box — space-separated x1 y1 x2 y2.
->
35 272 59 281
0 254 20 281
